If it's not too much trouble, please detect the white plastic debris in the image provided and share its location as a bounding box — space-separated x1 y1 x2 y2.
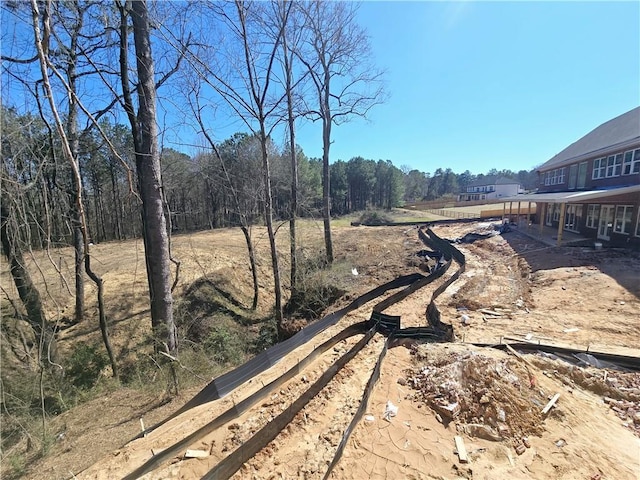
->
460 314 470 325
384 400 398 421
497 409 506 422
351 268 359 276
364 414 375 423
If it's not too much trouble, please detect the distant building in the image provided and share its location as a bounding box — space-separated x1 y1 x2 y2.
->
458 176 524 202
507 106 640 247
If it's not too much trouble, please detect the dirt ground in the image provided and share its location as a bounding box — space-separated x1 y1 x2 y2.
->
3 219 640 480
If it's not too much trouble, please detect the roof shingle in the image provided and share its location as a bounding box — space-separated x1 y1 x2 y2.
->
539 107 640 171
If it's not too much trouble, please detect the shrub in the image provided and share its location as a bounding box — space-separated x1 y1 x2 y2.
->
202 320 247 366
252 320 278 353
285 250 350 321
358 210 392 226
64 344 109 390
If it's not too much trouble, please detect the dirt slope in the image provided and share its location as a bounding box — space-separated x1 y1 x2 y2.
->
9 221 640 480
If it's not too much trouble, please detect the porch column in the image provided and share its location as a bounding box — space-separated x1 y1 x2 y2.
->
502 202 506 222
517 202 521 227
509 202 513 223
539 203 545 234
527 201 532 229
557 202 566 246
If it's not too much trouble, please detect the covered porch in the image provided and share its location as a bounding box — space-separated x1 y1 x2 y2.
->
511 223 591 247
500 185 640 247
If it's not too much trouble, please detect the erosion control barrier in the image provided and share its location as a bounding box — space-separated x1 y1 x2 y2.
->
322 228 467 479
138 272 429 437
201 326 378 480
122 323 370 480
194 229 465 480
323 332 392 480
482 341 640 372
141 226 464 437
419 228 465 335
122 229 459 480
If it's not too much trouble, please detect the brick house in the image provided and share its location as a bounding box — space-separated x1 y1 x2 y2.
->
528 107 640 247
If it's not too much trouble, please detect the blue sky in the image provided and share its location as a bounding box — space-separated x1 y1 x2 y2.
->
289 1 640 175
2 1 638 176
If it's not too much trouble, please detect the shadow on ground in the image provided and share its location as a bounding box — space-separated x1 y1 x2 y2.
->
503 230 640 299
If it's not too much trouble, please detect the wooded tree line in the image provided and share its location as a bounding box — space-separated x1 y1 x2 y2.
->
3 107 537 246
1 0 538 373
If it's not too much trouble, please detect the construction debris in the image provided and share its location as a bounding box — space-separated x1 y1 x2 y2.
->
454 435 469 463
407 345 547 441
383 401 398 421
542 393 561 415
184 449 209 458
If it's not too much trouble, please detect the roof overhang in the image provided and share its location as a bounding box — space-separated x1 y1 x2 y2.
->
499 184 640 204
538 137 640 172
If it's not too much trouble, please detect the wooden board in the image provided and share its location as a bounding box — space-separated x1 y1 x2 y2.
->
184 449 209 458
542 393 560 415
454 435 469 463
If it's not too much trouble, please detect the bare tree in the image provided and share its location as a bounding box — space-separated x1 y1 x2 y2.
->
116 0 177 353
296 0 385 263
181 0 291 332
190 88 262 309
56 1 84 325
1 195 57 364
27 0 118 375
275 0 305 295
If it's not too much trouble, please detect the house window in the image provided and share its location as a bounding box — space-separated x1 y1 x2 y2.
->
622 149 640 175
564 204 582 232
592 158 606 179
544 172 550 186
552 204 560 222
623 150 634 174
557 167 565 184
613 205 633 234
568 164 578 189
577 162 588 188
605 154 623 177
550 169 559 185
614 154 623 176
586 204 600 229
545 204 553 225
606 156 615 177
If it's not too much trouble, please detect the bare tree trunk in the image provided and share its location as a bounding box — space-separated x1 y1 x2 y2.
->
65 11 84 323
29 0 116 376
241 225 259 310
259 128 284 330
282 16 299 293
1 203 57 362
109 162 123 240
72 214 84 320
130 0 177 353
322 107 333 264
296 1 385 264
